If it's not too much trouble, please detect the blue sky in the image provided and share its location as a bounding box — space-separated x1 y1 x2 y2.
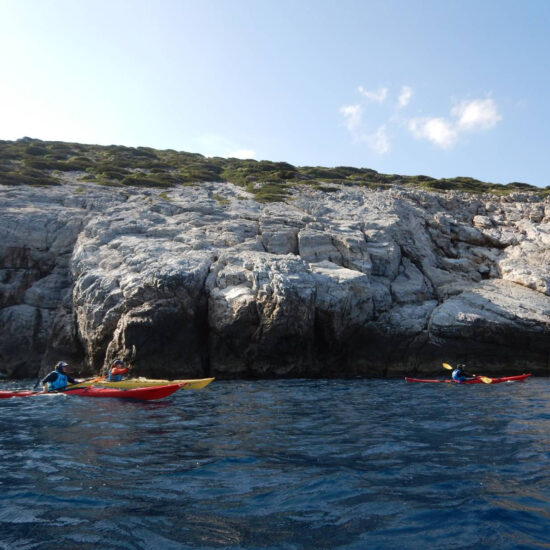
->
1 0 549 186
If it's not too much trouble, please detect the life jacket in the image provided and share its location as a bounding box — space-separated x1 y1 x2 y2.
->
48 372 68 391
108 367 128 382
452 369 466 382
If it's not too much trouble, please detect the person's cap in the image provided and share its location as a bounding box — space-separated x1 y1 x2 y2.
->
112 359 123 366
55 361 68 371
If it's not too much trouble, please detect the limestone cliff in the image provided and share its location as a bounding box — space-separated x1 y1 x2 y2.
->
1 179 549 379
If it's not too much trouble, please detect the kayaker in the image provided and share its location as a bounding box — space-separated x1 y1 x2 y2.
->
41 361 77 391
451 364 477 383
107 359 133 382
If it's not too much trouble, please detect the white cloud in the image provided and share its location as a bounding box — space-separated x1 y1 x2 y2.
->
451 98 502 130
361 125 390 155
358 86 388 103
408 117 458 149
224 149 256 159
340 85 409 155
397 86 412 109
340 86 502 154
341 84 501 153
339 102 389 155
408 97 502 149
340 104 363 132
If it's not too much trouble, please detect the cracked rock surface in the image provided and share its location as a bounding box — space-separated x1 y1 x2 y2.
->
1 180 549 378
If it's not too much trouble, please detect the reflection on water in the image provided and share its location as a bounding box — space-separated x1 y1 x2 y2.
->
0 377 549 549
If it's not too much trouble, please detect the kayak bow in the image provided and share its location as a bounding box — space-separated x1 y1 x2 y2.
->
0 383 182 401
405 374 531 384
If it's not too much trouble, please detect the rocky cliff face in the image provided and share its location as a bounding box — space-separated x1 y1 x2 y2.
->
1 178 549 379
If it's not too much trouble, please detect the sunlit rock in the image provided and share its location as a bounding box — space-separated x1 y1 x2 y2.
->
1 178 549 378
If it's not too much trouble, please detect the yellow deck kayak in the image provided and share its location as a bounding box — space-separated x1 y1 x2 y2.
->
70 377 214 390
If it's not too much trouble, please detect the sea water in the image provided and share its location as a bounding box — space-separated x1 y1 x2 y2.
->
0 377 548 549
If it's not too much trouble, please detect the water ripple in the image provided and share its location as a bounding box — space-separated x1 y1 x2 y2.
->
0 378 549 548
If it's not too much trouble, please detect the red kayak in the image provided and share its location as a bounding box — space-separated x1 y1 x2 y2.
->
0 383 182 401
405 374 531 384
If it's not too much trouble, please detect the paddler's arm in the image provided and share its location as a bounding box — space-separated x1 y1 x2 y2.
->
40 372 57 391
111 366 132 376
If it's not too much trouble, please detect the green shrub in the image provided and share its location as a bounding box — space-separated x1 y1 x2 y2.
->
98 167 131 180
120 174 172 188
505 181 537 191
311 183 340 192
298 166 337 180
5 167 60 186
97 178 123 187
332 166 363 176
24 157 65 170
246 182 290 203
64 157 95 171
180 168 221 182
0 137 544 198
357 181 391 190
47 142 73 154
212 193 230 205
25 145 49 156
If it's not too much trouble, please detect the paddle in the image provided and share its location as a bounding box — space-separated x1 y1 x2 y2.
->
38 375 104 393
442 362 492 384
65 376 103 389
129 345 137 370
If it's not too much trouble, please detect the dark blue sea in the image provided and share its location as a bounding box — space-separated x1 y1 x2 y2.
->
0 377 549 549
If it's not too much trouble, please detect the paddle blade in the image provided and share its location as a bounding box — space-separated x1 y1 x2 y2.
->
442 362 453 370
478 376 493 384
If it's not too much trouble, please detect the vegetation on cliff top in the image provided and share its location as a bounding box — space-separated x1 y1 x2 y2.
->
1 137 548 202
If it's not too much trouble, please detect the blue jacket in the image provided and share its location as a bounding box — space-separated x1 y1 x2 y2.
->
452 369 474 382
41 370 76 390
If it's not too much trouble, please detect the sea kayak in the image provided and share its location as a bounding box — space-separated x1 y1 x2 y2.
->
405 374 531 384
0 383 182 401
69 377 214 390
